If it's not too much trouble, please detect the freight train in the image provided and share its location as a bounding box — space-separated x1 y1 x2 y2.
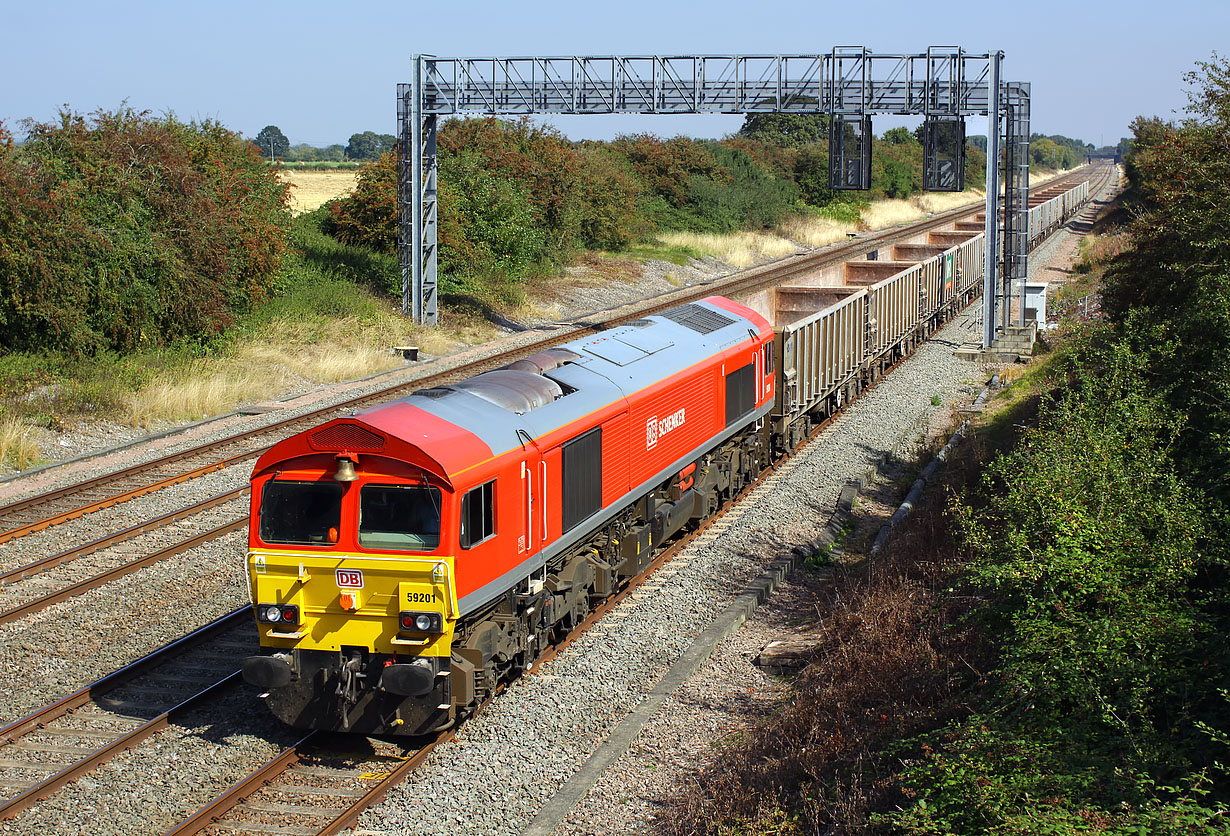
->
241 179 1093 736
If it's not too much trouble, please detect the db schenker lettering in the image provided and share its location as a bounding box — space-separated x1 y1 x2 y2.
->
646 408 686 449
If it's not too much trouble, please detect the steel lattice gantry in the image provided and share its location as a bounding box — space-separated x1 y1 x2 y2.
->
398 48 1029 348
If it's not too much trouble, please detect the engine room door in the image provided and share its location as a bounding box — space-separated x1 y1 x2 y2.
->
521 459 534 555
521 456 547 554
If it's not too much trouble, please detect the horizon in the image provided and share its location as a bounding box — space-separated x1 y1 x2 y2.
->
6 0 1223 151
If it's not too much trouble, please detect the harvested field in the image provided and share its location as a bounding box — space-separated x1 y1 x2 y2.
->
280 169 359 214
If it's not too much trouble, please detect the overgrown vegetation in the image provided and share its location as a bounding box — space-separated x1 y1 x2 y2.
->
0 108 291 355
661 55 1230 836
326 115 1002 307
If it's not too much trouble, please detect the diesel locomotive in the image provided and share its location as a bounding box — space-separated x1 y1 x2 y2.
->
238 172 1095 737
241 297 776 735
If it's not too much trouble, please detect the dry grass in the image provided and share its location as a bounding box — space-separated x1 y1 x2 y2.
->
657 230 799 268
125 344 401 428
123 312 496 428
776 190 984 251
0 416 40 469
776 215 859 248
1077 231 1130 268
860 199 926 229
280 170 359 215
911 188 984 214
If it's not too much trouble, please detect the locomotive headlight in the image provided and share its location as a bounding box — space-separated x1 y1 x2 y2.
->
399 611 442 633
257 603 300 627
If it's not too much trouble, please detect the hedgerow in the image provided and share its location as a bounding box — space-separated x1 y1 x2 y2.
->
0 109 290 355
323 116 1000 306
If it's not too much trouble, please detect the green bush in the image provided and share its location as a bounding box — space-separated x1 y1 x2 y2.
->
0 109 290 355
1105 55 1230 506
888 332 1228 835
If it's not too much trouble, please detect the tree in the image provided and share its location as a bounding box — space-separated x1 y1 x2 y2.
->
880 158 915 198
254 125 289 160
882 126 917 145
737 113 828 147
1105 54 1230 502
345 131 397 161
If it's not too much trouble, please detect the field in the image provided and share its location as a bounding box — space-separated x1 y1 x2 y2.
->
280 169 359 214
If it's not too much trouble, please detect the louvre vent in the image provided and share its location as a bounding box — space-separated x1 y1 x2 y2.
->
309 423 386 452
414 388 453 399
658 303 736 334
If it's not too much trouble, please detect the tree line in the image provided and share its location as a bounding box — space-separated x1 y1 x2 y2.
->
323 112 1005 304
253 125 395 162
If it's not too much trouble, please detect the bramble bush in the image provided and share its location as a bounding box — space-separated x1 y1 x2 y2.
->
886 332 1228 835
0 109 290 355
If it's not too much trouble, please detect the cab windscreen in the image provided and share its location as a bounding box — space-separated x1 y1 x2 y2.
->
259 481 343 545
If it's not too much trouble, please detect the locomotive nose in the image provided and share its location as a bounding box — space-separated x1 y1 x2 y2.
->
242 655 293 689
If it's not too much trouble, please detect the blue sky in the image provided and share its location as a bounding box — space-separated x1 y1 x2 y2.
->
4 0 1224 148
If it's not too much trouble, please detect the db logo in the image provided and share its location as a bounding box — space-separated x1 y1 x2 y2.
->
336 569 364 589
646 408 686 449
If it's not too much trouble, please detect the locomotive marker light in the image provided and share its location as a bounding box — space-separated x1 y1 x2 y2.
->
256 604 300 626
399 611 443 633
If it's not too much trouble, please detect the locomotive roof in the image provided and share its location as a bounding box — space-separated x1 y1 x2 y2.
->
253 297 770 485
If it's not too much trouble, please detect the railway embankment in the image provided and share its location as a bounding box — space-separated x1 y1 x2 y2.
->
637 89 1230 832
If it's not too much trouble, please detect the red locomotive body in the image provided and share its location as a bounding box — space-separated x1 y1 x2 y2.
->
242 297 774 734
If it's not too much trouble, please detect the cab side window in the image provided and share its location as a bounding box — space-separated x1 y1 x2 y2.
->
460 480 496 548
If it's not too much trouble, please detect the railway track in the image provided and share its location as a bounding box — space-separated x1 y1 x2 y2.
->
0 611 253 820
0 169 1095 553
0 165 1115 833
0 487 248 625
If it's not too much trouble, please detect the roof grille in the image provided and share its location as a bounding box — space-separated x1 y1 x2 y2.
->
309 423 386 452
658 303 736 335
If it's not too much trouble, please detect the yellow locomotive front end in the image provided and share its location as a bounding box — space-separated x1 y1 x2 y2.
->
241 456 463 735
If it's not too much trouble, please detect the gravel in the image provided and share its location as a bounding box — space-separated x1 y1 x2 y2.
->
359 305 987 836
0 686 300 836
0 177 1107 834
0 526 250 724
